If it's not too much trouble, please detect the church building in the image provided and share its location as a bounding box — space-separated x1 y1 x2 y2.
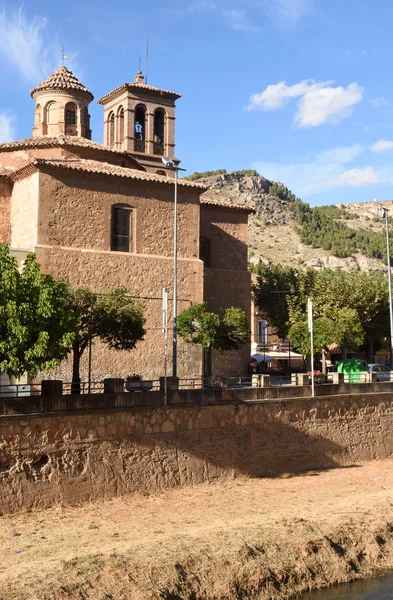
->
0 66 251 381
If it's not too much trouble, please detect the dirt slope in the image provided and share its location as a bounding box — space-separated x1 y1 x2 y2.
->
2 460 393 599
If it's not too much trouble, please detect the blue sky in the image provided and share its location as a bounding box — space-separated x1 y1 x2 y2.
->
0 0 393 206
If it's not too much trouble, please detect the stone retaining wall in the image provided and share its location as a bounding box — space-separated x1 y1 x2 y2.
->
1 390 393 513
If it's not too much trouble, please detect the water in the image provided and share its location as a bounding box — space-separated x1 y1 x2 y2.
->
299 573 393 599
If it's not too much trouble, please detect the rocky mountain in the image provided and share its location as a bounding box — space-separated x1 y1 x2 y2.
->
192 170 393 272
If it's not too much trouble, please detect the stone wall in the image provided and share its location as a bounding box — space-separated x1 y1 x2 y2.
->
1 390 393 513
200 204 251 376
0 179 12 243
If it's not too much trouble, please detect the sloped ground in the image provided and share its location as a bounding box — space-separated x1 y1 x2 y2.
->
2 460 393 599
199 172 393 271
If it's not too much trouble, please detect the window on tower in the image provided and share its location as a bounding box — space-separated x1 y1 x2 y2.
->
153 108 165 155
65 104 77 124
134 105 146 152
108 112 115 147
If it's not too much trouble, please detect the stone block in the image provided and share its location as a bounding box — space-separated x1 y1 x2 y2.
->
41 380 63 397
332 372 344 385
103 378 124 394
261 375 270 388
297 373 310 386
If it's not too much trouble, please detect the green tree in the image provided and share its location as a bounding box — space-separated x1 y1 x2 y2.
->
71 288 146 393
252 263 300 339
177 303 250 376
0 245 76 377
288 309 364 362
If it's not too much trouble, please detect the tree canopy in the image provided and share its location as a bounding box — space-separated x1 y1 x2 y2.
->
252 263 389 359
177 303 250 352
0 245 76 377
71 287 146 391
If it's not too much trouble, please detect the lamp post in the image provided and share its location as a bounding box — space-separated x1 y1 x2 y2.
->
162 157 186 377
381 207 393 368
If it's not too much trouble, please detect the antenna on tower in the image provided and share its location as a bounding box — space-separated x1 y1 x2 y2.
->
146 34 149 84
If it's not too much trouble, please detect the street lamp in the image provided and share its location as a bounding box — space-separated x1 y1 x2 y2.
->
381 206 393 368
162 156 186 377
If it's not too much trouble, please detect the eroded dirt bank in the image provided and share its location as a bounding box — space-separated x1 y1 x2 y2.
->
2 460 393 599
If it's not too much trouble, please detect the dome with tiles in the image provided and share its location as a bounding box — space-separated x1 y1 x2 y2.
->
31 66 93 101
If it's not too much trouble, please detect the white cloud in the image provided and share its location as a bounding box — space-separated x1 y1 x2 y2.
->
325 167 379 188
265 0 312 26
247 79 364 128
252 144 382 196
0 113 15 143
371 96 389 108
295 82 363 127
371 140 393 153
190 0 310 30
222 9 261 31
0 7 53 83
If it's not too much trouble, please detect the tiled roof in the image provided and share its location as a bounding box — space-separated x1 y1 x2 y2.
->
13 158 208 190
98 82 181 105
0 136 144 168
200 197 255 212
31 66 93 101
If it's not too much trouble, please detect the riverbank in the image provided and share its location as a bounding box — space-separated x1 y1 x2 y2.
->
2 460 393 599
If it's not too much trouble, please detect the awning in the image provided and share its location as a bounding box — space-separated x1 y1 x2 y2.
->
251 353 273 363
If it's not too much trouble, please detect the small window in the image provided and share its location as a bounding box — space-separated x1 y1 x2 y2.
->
66 110 76 124
257 320 268 344
154 109 165 144
117 106 124 143
200 237 211 267
135 105 146 141
111 205 133 252
108 112 115 147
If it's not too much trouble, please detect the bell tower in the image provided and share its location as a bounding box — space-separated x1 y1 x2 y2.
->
98 71 181 174
31 66 93 139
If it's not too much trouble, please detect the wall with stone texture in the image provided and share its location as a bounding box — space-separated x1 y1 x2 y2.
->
0 179 12 243
1 391 393 513
10 172 40 250
200 204 251 376
33 169 204 380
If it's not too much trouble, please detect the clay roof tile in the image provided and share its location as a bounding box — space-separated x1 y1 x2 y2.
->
31 66 93 101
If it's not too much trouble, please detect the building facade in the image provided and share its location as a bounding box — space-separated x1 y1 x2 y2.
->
0 66 252 382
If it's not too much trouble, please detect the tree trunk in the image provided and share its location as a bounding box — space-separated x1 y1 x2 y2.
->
203 347 213 381
72 345 82 395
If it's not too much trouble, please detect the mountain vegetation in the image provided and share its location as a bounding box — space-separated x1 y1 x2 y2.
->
195 169 393 269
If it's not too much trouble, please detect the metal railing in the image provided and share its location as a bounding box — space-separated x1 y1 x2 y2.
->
1 371 393 401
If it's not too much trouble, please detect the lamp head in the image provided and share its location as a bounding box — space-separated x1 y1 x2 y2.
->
381 207 388 219
162 156 175 168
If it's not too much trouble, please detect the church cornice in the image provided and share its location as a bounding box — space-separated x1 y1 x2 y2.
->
97 82 181 105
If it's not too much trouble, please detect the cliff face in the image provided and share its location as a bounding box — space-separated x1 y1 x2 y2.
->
197 171 390 272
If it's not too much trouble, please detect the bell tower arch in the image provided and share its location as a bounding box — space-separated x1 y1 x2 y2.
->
98 71 181 174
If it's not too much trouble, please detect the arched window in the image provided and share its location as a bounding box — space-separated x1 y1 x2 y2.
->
200 237 211 268
34 104 41 126
134 105 146 152
156 170 167 177
134 105 146 140
45 102 57 125
117 106 124 143
111 204 134 252
108 112 115 147
65 102 77 125
154 109 165 144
